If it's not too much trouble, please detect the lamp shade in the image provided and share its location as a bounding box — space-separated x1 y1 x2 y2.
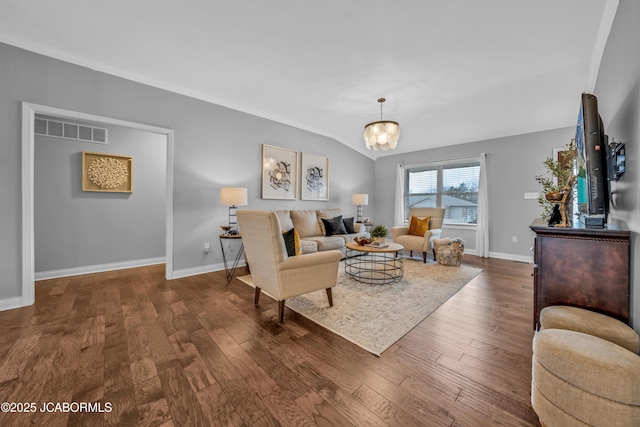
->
364 120 400 151
220 187 248 206
352 194 369 206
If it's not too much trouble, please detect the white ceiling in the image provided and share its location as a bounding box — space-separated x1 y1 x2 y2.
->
0 0 618 159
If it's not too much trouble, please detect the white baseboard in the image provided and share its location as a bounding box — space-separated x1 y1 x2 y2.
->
461 248 533 263
172 261 247 279
35 257 166 281
0 297 27 312
488 251 534 263
35 257 247 282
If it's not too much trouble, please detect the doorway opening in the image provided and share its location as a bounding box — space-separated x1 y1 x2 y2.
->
20 102 175 308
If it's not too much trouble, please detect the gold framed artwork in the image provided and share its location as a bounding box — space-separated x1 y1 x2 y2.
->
301 153 329 201
262 144 297 200
82 151 133 193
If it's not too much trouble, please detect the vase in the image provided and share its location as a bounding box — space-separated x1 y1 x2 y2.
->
374 237 386 244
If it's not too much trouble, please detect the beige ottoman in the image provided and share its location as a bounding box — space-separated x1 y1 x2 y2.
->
532 328 640 427
540 305 639 354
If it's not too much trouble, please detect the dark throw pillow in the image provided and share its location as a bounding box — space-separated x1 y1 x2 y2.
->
321 217 336 236
343 217 356 234
333 215 347 235
282 228 297 256
321 215 347 236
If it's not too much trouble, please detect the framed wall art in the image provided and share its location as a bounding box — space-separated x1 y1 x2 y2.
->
82 151 133 193
262 144 297 200
301 153 329 201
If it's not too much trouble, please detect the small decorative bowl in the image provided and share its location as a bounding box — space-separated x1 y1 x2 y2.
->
354 237 373 246
545 191 564 202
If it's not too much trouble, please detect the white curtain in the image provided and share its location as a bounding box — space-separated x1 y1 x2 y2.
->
476 153 489 257
394 164 405 225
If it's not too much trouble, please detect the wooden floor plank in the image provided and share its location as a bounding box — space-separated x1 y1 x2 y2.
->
167 329 217 392
0 334 40 383
240 336 311 400
207 327 280 398
295 389 354 426
352 382 446 427
188 328 271 425
103 361 138 426
72 342 105 404
157 360 209 427
261 389 319 426
29 320 84 427
193 382 244 427
126 326 158 385
132 376 172 427
0 331 62 427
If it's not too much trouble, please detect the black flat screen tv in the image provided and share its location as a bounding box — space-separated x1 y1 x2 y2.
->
575 93 610 225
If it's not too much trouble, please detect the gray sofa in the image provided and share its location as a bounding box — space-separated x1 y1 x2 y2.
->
274 208 369 256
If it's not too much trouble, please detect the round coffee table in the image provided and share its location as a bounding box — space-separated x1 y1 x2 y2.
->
344 241 404 285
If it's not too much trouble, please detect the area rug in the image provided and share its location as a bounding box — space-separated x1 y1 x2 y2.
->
237 260 482 356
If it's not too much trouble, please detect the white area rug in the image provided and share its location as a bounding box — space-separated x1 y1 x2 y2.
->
238 259 482 356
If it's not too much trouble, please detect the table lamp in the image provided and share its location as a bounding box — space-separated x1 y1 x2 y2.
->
352 193 368 223
220 187 248 234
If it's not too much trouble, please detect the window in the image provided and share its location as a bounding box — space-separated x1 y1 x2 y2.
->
405 160 480 225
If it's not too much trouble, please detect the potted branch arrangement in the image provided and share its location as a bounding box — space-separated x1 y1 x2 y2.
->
535 139 576 226
370 224 388 244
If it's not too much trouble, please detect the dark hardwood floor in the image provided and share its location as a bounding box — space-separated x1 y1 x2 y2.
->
0 255 539 426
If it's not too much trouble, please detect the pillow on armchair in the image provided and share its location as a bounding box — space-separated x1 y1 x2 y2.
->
408 216 430 236
391 208 445 263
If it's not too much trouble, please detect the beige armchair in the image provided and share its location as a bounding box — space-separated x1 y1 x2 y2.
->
237 210 342 323
391 208 445 262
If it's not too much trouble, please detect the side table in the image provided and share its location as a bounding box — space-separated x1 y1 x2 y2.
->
219 234 244 284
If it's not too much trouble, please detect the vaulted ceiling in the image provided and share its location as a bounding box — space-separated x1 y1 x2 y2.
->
0 0 618 158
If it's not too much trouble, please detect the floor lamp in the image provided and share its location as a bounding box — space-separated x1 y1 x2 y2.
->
352 193 368 223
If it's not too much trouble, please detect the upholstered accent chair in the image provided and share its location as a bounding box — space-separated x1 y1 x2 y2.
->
390 207 445 262
532 305 640 426
237 210 342 323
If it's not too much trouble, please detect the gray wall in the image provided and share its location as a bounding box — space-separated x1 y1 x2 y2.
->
34 123 166 273
374 126 575 260
0 42 374 301
594 0 640 332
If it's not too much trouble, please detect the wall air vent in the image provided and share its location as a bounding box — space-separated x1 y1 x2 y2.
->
34 116 108 144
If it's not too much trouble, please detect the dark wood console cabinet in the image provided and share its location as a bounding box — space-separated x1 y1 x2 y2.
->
530 219 630 330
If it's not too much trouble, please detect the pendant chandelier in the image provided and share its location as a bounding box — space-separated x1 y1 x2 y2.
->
363 97 400 151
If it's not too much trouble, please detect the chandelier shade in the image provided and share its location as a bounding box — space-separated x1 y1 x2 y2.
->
364 120 400 151
363 98 400 151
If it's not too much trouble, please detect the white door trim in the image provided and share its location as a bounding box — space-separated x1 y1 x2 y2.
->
21 102 175 308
